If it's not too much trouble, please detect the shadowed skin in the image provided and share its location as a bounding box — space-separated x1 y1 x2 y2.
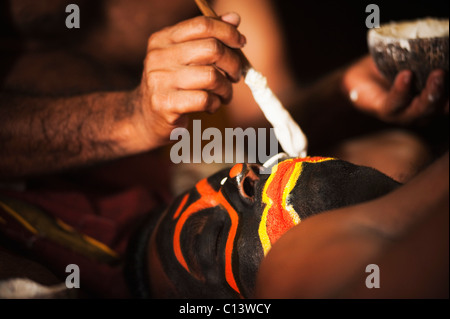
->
145 156 400 298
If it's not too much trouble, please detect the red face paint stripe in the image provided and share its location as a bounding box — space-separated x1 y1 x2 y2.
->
171 178 242 296
173 179 217 274
265 161 297 245
259 156 336 254
217 192 241 296
296 156 333 163
229 163 244 179
172 200 209 274
172 194 189 220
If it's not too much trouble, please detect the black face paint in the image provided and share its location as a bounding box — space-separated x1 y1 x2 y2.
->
152 158 401 298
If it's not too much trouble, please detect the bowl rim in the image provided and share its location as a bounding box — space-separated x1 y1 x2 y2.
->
367 17 449 42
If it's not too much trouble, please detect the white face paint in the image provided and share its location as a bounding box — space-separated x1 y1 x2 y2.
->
220 177 228 185
349 89 359 102
262 152 289 169
244 68 308 158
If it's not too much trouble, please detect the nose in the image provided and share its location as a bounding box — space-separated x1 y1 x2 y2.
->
229 163 262 202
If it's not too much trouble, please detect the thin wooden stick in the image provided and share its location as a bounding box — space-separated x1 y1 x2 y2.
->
194 0 251 73
194 0 219 18
194 0 308 158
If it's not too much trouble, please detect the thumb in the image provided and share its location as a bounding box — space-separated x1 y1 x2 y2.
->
221 12 241 27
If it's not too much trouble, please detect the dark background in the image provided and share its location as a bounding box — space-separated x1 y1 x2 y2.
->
273 0 449 85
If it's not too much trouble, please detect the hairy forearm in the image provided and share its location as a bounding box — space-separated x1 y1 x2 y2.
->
0 89 152 180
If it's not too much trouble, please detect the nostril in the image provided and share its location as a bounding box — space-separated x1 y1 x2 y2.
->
232 164 260 203
242 176 255 199
248 164 262 175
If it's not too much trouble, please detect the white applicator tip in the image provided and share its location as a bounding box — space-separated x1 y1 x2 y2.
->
244 68 308 158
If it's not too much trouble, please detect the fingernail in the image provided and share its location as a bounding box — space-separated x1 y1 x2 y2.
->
403 72 412 85
433 75 443 90
239 34 247 46
221 12 241 26
428 93 437 103
428 75 443 102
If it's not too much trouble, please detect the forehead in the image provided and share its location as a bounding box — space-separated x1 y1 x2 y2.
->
258 156 335 255
261 157 336 197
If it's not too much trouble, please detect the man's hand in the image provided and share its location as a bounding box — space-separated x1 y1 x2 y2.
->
343 55 449 125
135 13 246 145
0 13 246 179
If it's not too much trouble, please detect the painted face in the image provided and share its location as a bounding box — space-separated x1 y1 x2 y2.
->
148 156 400 298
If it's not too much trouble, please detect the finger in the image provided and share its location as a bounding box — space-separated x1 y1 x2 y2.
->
150 16 246 49
145 67 231 104
397 70 448 122
168 90 222 115
347 78 389 117
148 39 242 82
174 65 233 104
423 69 447 108
220 12 241 27
344 56 392 115
383 70 414 115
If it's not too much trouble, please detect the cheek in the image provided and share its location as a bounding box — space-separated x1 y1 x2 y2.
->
234 210 265 297
147 228 177 298
179 211 227 281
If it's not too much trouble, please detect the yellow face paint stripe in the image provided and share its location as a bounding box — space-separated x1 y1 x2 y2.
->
283 157 336 224
282 162 303 226
258 157 336 256
259 162 279 256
